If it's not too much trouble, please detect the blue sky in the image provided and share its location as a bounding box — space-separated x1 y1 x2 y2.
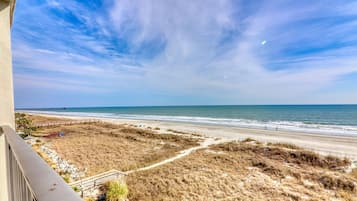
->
12 0 357 108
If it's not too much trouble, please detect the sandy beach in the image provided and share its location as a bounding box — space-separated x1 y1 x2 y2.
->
26 112 357 161
24 112 357 200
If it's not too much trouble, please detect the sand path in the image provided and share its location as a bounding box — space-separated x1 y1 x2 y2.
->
125 138 228 174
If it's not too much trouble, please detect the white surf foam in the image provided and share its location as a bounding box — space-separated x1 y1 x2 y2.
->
21 110 357 136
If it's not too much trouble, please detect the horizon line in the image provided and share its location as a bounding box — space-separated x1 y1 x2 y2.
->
16 103 357 110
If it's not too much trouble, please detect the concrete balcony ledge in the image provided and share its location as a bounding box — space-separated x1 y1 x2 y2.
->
2 125 82 201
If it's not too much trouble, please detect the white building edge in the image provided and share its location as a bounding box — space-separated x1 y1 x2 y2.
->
0 1 81 200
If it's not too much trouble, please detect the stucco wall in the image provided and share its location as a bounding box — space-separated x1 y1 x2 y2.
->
0 1 14 128
0 1 14 201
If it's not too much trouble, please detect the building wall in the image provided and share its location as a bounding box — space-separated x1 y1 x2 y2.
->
0 1 14 200
0 1 14 128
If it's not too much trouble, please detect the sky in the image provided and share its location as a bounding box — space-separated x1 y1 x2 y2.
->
11 0 357 108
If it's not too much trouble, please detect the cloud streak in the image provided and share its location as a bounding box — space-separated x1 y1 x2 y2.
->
12 0 357 107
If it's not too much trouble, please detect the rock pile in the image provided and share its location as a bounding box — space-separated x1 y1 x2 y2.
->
40 145 84 180
26 137 84 181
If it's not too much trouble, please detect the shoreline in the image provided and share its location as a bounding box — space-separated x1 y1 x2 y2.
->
25 112 357 161
18 110 357 137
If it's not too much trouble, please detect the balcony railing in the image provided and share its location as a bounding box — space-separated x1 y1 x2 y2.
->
1 125 82 201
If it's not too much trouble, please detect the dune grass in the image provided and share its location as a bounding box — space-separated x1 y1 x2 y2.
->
33 121 200 176
127 141 356 201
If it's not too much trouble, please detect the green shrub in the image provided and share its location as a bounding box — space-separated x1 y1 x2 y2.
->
62 175 71 183
72 186 80 192
106 181 129 201
19 133 29 139
15 113 37 136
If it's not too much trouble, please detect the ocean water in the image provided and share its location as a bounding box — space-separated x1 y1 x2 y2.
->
22 105 357 136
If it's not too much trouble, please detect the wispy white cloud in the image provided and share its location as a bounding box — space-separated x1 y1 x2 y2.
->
12 0 357 107
108 0 357 101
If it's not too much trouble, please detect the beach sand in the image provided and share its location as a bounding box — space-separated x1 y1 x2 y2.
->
27 112 357 162
25 113 357 200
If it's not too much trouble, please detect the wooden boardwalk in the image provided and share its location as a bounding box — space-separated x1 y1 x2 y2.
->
34 119 100 128
70 169 126 191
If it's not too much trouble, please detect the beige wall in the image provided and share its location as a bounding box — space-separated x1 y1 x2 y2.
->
0 1 14 201
0 1 14 128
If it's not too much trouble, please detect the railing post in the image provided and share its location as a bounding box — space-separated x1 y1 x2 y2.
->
0 126 11 201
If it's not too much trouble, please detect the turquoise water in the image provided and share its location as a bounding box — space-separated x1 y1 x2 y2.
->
22 105 357 136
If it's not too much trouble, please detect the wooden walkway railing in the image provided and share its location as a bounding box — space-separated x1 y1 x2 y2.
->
34 119 101 128
70 169 126 197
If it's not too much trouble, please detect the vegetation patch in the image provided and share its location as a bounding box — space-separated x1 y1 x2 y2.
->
127 141 357 201
318 175 355 192
242 137 256 143
15 113 37 137
72 185 80 192
267 142 301 150
105 180 129 201
32 119 200 176
251 157 284 177
214 142 351 170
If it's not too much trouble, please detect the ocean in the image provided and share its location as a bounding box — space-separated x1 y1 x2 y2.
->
21 105 357 136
